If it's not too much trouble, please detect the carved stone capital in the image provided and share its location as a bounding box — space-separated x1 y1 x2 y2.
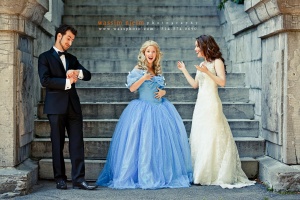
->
278 0 300 14
0 0 48 24
257 14 300 38
245 0 300 25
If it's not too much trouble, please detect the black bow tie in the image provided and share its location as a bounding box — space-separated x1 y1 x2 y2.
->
58 51 67 57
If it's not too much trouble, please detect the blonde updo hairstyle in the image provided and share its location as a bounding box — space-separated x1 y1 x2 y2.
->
137 40 163 75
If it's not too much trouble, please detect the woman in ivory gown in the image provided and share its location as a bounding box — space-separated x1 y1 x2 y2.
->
177 35 255 189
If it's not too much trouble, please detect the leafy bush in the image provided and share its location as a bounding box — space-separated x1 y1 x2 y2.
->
218 0 244 10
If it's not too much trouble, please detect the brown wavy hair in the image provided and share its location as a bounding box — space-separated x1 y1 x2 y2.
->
196 35 227 73
55 24 77 41
137 40 163 75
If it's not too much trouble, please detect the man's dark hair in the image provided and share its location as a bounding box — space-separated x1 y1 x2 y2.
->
55 24 77 41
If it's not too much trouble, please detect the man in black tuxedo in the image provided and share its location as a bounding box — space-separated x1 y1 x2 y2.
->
38 24 96 190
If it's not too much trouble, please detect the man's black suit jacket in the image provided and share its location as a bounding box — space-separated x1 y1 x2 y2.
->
38 47 91 114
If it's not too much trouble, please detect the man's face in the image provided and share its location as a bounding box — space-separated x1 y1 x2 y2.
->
57 30 75 51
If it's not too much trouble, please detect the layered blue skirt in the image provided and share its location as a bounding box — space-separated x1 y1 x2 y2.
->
96 98 193 189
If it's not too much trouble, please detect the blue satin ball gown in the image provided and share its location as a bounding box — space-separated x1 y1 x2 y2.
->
96 68 193 189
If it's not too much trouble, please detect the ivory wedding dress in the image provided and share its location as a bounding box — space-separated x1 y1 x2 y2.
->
190 60 255 189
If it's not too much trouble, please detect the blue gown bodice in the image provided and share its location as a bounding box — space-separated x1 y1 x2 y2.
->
126 68 165 104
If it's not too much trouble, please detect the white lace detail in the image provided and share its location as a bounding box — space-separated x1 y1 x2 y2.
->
196 61 216 89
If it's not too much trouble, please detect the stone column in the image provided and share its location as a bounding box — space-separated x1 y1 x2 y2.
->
245 0 300 165
221 0 300 191
245 0 300 191
0 0 51 197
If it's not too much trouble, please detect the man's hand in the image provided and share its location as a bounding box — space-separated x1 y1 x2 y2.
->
67 70 79 84
67 70 79 78
69 76 78 84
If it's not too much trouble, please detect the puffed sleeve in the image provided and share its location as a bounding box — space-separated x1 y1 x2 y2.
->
153 75 165 89
125 68 144 88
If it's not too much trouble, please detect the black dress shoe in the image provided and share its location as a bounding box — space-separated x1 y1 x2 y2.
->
73 181 97 190
56 179 67 190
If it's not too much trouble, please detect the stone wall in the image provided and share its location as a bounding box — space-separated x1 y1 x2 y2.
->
0 0 62 168
0 0 63 196
220 1 300 190
220 0 300 165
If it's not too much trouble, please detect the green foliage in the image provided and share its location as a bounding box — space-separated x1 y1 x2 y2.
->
218 0 244 10
278 190 300 195
233 0 244 3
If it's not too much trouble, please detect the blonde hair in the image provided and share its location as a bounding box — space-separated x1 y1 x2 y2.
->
137 40 163 75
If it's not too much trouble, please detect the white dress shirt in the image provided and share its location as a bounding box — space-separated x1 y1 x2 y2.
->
53 46 83 90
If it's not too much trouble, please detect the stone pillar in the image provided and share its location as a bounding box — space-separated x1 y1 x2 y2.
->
245 0 300 165
246 0 300 191
221 0 300 191
0 0 57 197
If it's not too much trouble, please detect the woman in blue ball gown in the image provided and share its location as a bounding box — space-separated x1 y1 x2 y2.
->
96 40 193 189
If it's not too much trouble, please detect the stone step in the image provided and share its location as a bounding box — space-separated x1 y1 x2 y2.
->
78 59 231 73
31 137 265 160
75 72 245 87
40 87 249 103
68 47 226 61
63 15 219 26
64 0 219 6
64 6 218 16
37 102 255 120
34 119 259 138
71 24 222 38
71 36 225 48
38 157 259 180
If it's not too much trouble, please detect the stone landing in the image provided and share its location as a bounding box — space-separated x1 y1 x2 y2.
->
0 159 38 198
258 156 300 192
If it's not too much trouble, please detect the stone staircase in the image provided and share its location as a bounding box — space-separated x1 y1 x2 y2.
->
32 0 264 181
